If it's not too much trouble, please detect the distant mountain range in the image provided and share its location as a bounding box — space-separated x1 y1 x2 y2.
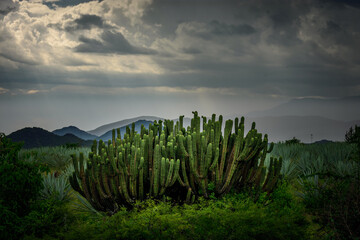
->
96 120 153 141
7 127 92 149
52 120 154 142
247 95 360 121
7 120 156 148
241 116 360 143
87 116 162 136
6 97 360 148
53 126 97 140
7 115 360 148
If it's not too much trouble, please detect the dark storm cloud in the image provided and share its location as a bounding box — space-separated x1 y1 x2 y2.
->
44 0 101 9
65 14 112 32
74 30 156 55
1 59 358 99
233 1 308 47
181 47 202 55
142 0 241 36
0 0 359 101
0 52 38 65
182 21 256 40
0 6 16 15
60 57 97 67
75 14 103 28
209 21 255 36
153 0 359 79
320 0 360 9
0 0 19 15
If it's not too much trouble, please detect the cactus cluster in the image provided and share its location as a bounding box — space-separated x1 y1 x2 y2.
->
69 112 282 214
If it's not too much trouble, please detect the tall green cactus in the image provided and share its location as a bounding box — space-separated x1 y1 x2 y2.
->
69 112 282 214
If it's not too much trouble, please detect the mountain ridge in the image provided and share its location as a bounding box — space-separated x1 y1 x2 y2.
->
97 120 154 141
7 127 92 149
53 126 98 140
242 115 360 143
7 114 360 147
246 95 360 121
87 116 163 136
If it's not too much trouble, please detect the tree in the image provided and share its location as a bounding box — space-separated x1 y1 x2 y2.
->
285 137 301 145
345 125 360 144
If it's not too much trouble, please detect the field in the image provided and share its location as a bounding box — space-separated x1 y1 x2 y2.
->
1 136 359 240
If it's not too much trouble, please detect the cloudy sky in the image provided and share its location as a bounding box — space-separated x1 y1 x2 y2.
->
0 0 360 134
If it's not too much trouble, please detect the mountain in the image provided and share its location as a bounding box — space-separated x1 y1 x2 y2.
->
53 126 98 140
247 96 360 121
7 113 359 148
7 127 92 149
240 116 360 143
88 116 163 136
97 120 153 141
313 139 334 144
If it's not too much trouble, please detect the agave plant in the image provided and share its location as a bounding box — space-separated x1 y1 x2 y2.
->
40 172 72 202
72 192 106 217
296 172 327 203
19 146 91 171
266 143 301 180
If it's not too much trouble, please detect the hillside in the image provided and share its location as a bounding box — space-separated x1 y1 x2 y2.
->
247 96 360 121
242 116 359 143
7 114 360 146
97 120 153 141
53 126 98 140
7 127 92 149
88 116 163 136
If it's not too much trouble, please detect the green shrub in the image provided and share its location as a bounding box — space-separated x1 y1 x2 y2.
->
62 183 308 240
0 133 45 216
345 125 360 144
23 198 73 239
285 137 302 145
0 134 72 239
298 174 360 239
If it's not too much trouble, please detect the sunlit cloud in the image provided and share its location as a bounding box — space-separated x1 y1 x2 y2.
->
47 85 239 96
0 87 9 94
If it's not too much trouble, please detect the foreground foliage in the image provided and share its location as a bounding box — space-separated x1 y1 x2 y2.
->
51 183 307 240
270 138 360 239
0 134 73 239
18 146 91 172
3 122 360 239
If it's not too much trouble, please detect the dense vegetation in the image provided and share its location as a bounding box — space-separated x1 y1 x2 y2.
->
1 116 359 239
69 112 282 213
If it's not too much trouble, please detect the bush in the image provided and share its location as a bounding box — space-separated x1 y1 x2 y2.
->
62 183 309 240
0 134 71 239
285 137 301 145
345 125 360 144
22 198 74 239
0 133 44 214
299 174 360 239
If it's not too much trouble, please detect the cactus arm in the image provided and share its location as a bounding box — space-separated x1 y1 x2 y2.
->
153 144 160 197
218 119 233 183
138 157 144 200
